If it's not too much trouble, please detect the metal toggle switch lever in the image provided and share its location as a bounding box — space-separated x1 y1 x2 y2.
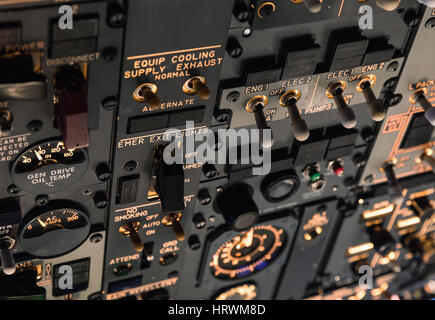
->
0 237 16 275
327 81 357 129
357 75 386 122
119 221 144 252
162 213 185 241
381 160 404 205
410 88 435 126
279 90 310 141
133 83 161 111
417 148 435 172
183 76 211 100
246 95 274 149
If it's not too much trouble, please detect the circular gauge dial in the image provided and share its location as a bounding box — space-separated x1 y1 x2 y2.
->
19 207 90 257
215 283 257 300
11 140 88 194
209 225 286 280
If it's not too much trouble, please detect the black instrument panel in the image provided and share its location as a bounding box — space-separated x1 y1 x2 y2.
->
0 0 434 301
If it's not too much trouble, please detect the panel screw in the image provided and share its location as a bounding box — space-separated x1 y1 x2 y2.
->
361 127 375 143
94 191 108 208
124 161 137 171
388 94 402 106
7 184 18 194
188 235 201 250
82 189 92 196
107 3 126 28
35 195 49 206
384 78 397 89
202 163 218 179
88 292 103 300
233 2 250 22
387 61 399 72
404 10 420 28
102 47 118 62
226 37 243 58
215 110 230 122
364 174 374 183
27 120 43 132
425 17 435 29
192 213 206 229
95 163 111 182
101 96 118 110
90 233 103 243
198 189 212 205
226 91 240 103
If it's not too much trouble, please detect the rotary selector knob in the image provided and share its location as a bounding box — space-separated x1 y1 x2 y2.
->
215 183 259 231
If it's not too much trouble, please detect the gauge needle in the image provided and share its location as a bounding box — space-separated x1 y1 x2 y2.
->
37 217 47 228
34 149 43 161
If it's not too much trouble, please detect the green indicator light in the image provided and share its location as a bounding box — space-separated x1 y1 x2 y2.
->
310 173 321 182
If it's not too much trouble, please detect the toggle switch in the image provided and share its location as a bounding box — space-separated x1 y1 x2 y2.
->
155 161 185 214
54 65 89 149
357 75 386 122
0 236 16 275
376 0 401 11
154 151 186 240
182 76 211 100
416 148 435 172
0 110 13 137
279 90 310 141
368 225 396 256
162 212 185 241
409 88 435 126
0 53 46 101
302 0 322 13
245 95 274 149
133 83 161 111
0 199 21 276
409 194 434 221
326 81 357 129
381 160 403 205
119 221 144 252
